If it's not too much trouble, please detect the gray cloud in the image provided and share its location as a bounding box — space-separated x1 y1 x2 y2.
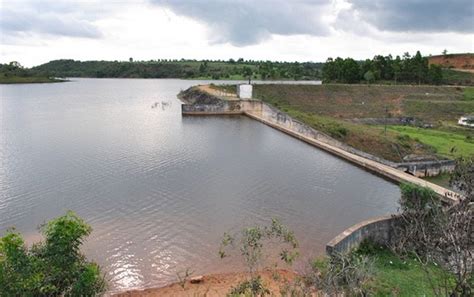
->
0 1 103 40
343 0 474 33
152 0 332 46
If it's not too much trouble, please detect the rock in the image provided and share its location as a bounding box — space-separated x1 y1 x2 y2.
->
190 276 204 284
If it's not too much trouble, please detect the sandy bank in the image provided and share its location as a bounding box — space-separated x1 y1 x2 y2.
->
114 269 299 297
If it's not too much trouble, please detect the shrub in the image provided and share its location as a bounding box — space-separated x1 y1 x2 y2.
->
219 218 299 296
228 276 270 296
0 211 106 296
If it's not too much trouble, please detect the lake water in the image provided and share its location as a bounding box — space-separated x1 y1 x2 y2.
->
0 78 399 292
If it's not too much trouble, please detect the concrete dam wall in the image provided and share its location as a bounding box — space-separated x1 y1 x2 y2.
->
326 215 400 255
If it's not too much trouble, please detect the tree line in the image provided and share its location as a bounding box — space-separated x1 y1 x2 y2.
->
30 59 322 80
322 51 443 85
0 61 35 77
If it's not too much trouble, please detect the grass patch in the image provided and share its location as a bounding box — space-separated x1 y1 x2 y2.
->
441 69 474 86
254 84 465 121
402 99 474 122
252 84 442 161
423 172 452 189
386 126 474 158
463 87 474 100
0 75 66 84
358 244 454 296
211 84 472 161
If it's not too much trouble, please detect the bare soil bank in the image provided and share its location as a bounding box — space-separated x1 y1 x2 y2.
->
428 53 474 71
114 269 299 297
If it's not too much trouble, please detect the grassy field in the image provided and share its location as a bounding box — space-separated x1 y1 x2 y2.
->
253 84 470 120
311 242 454 296
252 84 474 161
442 69 474 86
362 245 454 296
0 75 66 84
213 84 473 161
386 126 474 158
423 172 452 188
463 87 474 100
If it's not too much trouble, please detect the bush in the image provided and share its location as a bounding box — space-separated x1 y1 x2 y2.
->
0 211 106 296
228 276 270 296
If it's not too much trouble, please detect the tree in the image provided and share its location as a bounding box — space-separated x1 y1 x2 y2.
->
364 70 375 85
322 58 337 82
450 157 473 199
0 211 106 296
412 51 428 84
428 64 443 85
219 218 299 296
242 66 253 82
394 177 473 296
129 57 133 63
443 49 448 56
392 56 402 83
341 58 360 83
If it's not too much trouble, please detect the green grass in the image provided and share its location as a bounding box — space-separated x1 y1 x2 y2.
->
423 172 452 189
0 75 66 84
387 126 474 158
361 246 454 296
442 69 474 86
402 99 474 122
463 87 474 100
212 83 472 161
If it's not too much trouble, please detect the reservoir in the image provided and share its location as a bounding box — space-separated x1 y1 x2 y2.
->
0 78 399 292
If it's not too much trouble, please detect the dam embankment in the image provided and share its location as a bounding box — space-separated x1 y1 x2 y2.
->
179 87 459 203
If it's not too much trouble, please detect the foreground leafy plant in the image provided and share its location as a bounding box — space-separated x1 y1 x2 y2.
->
219 218 299 296
0 211 106 296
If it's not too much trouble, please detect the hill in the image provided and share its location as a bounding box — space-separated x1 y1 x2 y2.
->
428 53 474 72
214 83 474 162
31 59 323 80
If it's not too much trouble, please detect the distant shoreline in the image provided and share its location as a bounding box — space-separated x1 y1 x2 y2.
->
0 76 68 84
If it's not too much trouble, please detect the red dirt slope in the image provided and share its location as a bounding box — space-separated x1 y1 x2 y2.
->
428 53 474 71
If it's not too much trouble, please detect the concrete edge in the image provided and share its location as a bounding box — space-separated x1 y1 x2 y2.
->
244 111 458 203
326 215 395 247
325 215 400 255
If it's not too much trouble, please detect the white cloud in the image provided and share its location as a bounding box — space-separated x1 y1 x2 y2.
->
0 0 472 67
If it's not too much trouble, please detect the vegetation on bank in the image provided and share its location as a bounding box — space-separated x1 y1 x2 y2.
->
248 84 473 161
442 69 474 86
0 62 66 84
322 51 443 85
0 75 65 84
0 211 106 296
322 51 474 86
31 59 323 80
357 240 457 296
253 84 474 161
463 86 474 100
7 51 473 85
386 126 474 158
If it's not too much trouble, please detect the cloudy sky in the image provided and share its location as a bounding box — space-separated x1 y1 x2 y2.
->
1 0 473 67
